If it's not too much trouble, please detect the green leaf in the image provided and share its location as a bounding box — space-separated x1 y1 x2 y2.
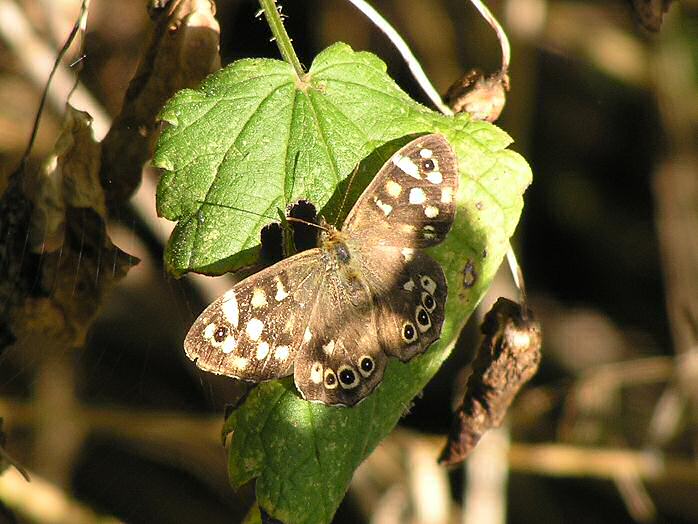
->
155 42 435 276
156 42 531 524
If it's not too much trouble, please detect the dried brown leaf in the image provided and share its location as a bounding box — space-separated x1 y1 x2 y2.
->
445 69 509 123
3 106 137 354
439 298 542 466
100 0 221 206
28 107 105 253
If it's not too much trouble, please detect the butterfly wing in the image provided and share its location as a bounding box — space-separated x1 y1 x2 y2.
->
292 245 447 406
343 134 457 363
184 249 324 382
350 244 448 362
342 134 458 247
293 305 388 406
280 255 386 406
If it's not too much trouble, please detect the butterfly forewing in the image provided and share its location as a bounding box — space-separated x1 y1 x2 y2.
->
343 134 458 248
184 249 323 381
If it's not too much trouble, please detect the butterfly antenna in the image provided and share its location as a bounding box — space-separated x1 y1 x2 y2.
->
333 164 361 227
286 216 329 232
196 200 329 232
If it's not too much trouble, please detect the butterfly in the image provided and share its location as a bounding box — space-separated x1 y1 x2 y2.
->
184 134 458 406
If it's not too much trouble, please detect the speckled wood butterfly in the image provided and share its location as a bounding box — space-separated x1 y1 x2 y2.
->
184 134 458 406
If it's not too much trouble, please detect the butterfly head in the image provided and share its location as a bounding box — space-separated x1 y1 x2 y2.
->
318 226 354 270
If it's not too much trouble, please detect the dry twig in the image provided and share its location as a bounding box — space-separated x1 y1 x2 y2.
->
440 298 542 466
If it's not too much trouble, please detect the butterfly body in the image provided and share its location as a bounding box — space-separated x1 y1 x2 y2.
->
185 134 458 406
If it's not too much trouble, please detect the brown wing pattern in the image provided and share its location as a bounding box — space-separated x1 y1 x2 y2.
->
289 254 388 406
351 244 448 363
342 134 458 248
184 249 323 382
293 306 388 406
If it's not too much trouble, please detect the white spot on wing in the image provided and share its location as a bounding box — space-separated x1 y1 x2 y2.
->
386 180 402 197
222 336 237 354
374 198 393 216
401 247 415 261
303 327 312 343
420 275 437 295
427 171 443 184
222 290 239 328
392 154 420 179
403 279 416 291
251 288 267 309
231 356 249 369
409 187 426 205
203 323 216 340
424 205 439 218
275 277 289 301
441 187 453 204
419 148 433 158
322 340 335 356
246 318 264 341
274 345 290 361
310 362 323 384
256 341 270 360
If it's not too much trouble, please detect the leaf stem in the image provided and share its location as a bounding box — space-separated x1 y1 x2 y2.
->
258 0 304 78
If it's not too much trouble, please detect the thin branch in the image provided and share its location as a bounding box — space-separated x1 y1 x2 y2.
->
345 0 453 115
13 0 89 171
469 0 510 73
358 429 698 516
0 467 121 524
505 246 527 308
507 444 696 482
0 0 109 141
614 473 657 523
258 0 305 78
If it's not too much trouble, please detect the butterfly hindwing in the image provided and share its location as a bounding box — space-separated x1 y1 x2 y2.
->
289 254 387 406
184 249 323 381
347 244 448 362
293 307 388 406
374 250 448 361
343 134 458 248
